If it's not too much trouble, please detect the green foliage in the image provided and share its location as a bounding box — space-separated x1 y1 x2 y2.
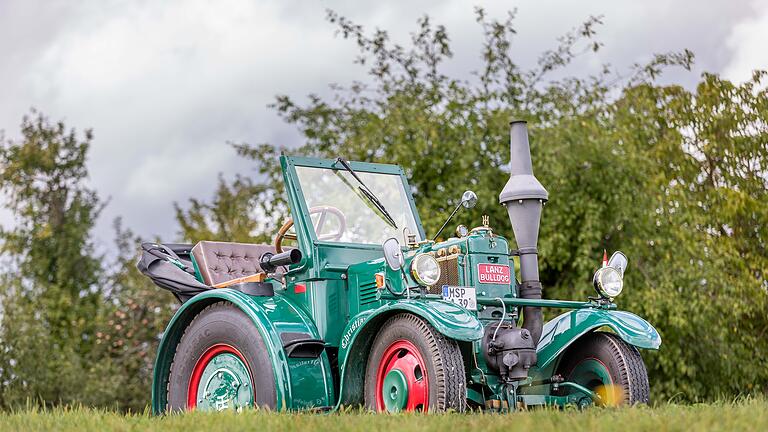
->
0 112 176 411
89 220 176 412
178 10 767 401
0 110 105 407
174 175 273 243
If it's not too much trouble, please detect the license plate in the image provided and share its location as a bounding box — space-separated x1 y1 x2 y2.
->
442 286 477 310
477 263 511 284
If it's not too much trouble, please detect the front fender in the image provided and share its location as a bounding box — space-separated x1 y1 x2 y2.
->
536 308 661 372
341 299 484 349
335 299 483 406
151 289 333 414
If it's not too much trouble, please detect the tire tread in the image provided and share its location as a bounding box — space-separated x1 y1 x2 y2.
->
365 313 466 412
557 331 650 405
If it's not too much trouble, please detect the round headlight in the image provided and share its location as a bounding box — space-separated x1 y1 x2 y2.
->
411 253 441 286
593 267 624 298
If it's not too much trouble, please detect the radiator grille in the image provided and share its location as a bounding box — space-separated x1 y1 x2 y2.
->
428 254 461 293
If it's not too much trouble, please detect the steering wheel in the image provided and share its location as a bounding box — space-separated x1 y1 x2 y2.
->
275 206 347 253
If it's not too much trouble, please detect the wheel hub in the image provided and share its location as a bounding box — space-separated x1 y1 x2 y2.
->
188 344 253 411
382 369 409 411
569 358 615 406
375 340 428 412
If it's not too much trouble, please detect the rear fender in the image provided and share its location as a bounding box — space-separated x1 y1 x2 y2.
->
535 308 661 375
151 289 334 414
334 299 484 407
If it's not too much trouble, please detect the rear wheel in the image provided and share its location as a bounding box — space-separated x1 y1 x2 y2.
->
364 313 466 412
167 302 277 411
556 332 650 406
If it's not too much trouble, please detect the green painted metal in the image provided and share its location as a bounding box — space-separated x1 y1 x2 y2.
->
194 353 253 411
341 300 484 350
189 253 204 284
563 359 611 405
477 297 614 309
517 393 586 408
151 289 334 414
569 359 612 387
535 309 661 373
382 369 408 412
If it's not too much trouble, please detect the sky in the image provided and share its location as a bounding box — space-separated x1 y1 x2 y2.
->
1 0 766 252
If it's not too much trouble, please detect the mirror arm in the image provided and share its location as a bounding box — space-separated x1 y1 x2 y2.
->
432 201 465 241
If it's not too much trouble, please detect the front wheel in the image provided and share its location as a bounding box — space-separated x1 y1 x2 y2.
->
556 332 650 406
364 313 466 412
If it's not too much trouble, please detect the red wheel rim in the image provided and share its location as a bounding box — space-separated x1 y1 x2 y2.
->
375 339 429 412
187 343 252 410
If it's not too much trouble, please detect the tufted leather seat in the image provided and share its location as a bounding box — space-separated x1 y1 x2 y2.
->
191 241 277 286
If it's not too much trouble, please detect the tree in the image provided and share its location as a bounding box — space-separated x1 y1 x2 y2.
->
175 174 275 243
88 220 177 412
177 9 767 400
0 110 105 407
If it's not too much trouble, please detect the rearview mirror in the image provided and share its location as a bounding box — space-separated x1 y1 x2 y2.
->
382 237 404 271
608 251 629 276
461 190 478 209
433 190 479 241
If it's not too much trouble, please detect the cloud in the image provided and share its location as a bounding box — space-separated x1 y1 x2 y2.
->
0 0 759 247
723 0 768 82
3 0 366 242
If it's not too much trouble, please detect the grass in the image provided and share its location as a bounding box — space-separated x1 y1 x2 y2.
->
1 398 766 432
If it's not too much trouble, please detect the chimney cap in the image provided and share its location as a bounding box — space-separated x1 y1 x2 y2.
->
499 174 548 203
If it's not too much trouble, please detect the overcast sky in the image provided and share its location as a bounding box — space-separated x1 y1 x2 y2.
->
1 0 766 251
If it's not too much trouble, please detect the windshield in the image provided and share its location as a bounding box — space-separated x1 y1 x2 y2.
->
295 166 422 245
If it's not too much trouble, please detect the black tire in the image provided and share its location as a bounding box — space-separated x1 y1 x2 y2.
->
364 313 466 412
167 302 277 411
556 332 650 406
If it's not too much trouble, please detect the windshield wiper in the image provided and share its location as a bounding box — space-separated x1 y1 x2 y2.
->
334 157 398 229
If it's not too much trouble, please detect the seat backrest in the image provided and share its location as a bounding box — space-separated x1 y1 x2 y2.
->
191 241 276 286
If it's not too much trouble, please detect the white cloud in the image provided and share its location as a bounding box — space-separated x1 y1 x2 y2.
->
723 0 768 82
0 0 759 246
8 0 367 241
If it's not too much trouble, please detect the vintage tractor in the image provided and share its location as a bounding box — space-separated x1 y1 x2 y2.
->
139 121 660 413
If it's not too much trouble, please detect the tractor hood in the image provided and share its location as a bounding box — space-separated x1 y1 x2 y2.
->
346 228 515 318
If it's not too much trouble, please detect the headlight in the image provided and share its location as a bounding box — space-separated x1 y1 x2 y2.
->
593 267 623 298
411 253 441 286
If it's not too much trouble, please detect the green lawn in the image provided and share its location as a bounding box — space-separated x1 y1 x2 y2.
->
1 399 765 432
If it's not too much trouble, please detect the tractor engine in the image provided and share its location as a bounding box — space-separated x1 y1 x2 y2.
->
482 323 537 382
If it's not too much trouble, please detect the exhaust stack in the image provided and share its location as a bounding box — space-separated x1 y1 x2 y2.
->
499 120 548 345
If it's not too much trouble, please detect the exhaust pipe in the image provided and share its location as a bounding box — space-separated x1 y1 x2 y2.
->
499 120 548 345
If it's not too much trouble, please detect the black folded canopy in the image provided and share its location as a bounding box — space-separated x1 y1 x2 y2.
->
136 242 211 303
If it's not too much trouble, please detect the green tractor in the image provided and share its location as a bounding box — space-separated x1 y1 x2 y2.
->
139 121 660 413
